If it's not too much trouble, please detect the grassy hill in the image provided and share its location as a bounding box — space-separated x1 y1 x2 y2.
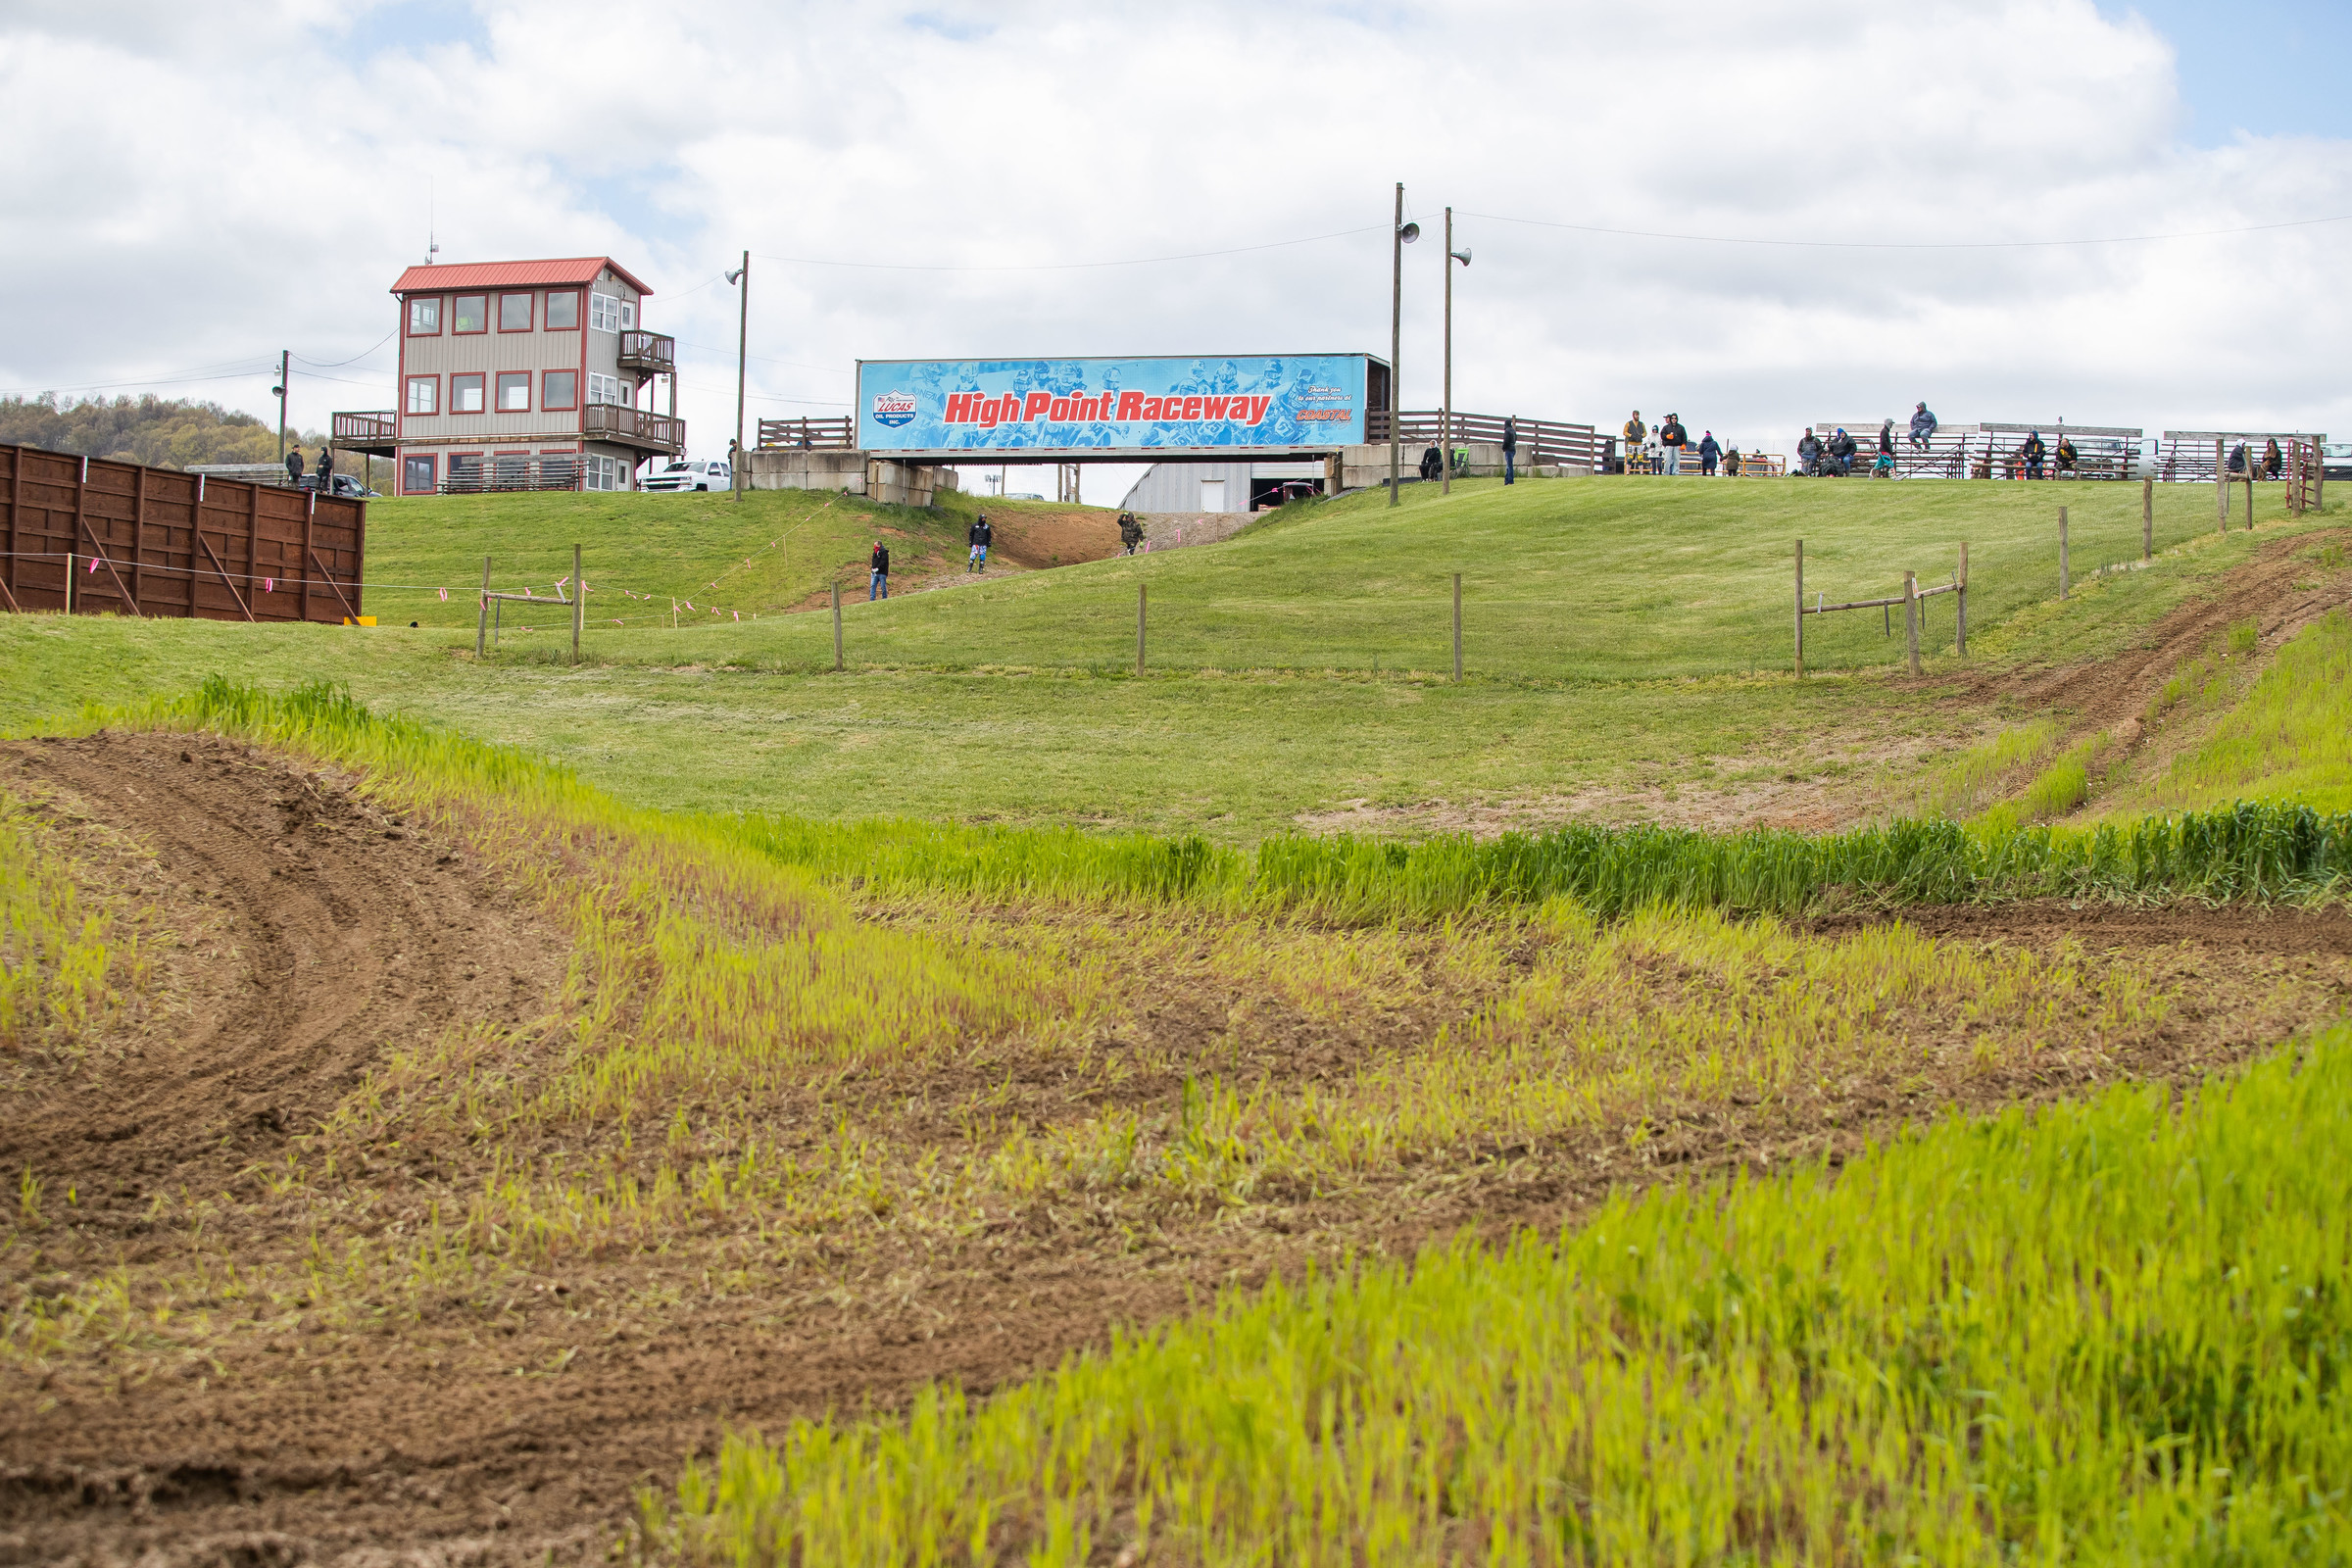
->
0 475 2339 838
363 485 1111 630
548 472 2245 680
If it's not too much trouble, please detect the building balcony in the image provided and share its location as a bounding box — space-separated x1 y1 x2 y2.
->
582 402 685 455
616 331 675 375
330 411 400 458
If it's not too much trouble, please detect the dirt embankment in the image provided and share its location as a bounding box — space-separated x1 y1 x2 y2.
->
5 731 2352 1565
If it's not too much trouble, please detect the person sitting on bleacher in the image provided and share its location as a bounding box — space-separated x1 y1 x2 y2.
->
1797 430 1822 476
2264 437 2282 479
1827 427 1858 477
2055 436 2079 474
1908 402 1937 450
2227 442 2248 475
2023 430 2047 479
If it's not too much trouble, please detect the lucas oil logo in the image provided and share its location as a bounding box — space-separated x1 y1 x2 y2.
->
870 391 918 429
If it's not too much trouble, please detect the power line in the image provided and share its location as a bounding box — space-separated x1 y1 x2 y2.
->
751 222 1388 273
1456 209 2352 251
292 330 396 369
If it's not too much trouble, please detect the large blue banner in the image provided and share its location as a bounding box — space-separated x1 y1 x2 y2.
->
855 354 1369 454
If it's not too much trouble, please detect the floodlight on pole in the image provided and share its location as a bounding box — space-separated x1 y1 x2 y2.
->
727 253 748 501
1443 211 1472 495
1389 186 1417 508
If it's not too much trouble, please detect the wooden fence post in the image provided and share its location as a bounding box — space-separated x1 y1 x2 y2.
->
1137 582 1148 676
66 551 74 615
1904 571 1921 675
2142 477 2153 561
831 582 844 671
571 543 583 665
1451 572 1462 681
2244 469 2255 531
2216 438 2228 528
2058 507 2069 600
1793 539 1804 678
475 556 491 656
1956 542 1969 658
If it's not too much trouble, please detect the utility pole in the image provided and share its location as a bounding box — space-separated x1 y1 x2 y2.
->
728 251 750 501
275 350 290 461
1389 183 1411 506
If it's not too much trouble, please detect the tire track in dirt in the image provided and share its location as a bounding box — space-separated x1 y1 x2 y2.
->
0 730 568 1230
1943 525 2350 729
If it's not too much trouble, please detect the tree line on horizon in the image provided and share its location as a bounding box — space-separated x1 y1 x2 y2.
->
0 393 332 471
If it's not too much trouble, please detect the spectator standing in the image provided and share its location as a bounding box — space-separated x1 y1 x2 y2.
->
1622 411 1646 474
2023 430 2046 480
1908 403 1937 450
1878 418 1895 459
868 540 890 600
1658 413 1688 474
1697 429 1721 475
1501 416 1518 485
967 513 993 572
1724 445 1743 476
1118 512 1144 555
285 447 305 487
315 446 334 493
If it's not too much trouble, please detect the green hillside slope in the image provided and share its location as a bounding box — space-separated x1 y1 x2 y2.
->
574 473 2264 680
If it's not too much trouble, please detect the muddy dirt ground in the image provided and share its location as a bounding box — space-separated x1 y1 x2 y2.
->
4 728 2350 1565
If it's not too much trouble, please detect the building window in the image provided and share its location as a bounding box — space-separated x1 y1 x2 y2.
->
499 292 533 331
543 370 578 411
405 375 438 416
406 296 441 335
589 292 620 332
450 373 485 414
620 299 636 330
453 294 487 333
545 290 580 330
496 371 531 413
585 454 628 491
587 370 623 406
403 453 437 494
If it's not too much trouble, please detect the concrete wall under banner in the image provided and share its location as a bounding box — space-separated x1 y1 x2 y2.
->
1338 441 1509 490
744 450 960 508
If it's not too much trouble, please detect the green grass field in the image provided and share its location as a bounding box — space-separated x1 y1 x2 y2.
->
0 476 2332 839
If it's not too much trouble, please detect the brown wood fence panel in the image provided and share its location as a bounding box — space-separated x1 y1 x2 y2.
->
0 442 364 622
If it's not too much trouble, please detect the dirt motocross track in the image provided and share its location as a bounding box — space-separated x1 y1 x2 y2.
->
6 531 2352 1564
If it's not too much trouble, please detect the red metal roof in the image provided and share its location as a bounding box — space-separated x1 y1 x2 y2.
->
388 256 654 296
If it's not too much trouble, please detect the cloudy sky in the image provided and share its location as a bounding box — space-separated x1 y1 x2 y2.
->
2 0 2344 500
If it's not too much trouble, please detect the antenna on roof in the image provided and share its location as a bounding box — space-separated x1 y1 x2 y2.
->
426 179 439 265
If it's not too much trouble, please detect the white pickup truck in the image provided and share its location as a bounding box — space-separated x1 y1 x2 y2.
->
641 459 733 493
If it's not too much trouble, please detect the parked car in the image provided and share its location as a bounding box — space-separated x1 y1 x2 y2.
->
2324 442 2352 482
643 459 732 493
299 473 379 498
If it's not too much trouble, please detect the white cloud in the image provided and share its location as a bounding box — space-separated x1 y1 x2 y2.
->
3 0 2346 493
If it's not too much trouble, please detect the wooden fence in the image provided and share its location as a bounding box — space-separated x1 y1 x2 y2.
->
0 442 365 623
758 416 856 449
1369 411 1600 469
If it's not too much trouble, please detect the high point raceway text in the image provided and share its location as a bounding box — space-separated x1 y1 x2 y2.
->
940 392 1279 428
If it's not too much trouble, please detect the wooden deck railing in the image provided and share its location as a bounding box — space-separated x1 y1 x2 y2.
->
1368 411 1600 468
617 331 675 373
757 416 856 449
582 404 684 453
